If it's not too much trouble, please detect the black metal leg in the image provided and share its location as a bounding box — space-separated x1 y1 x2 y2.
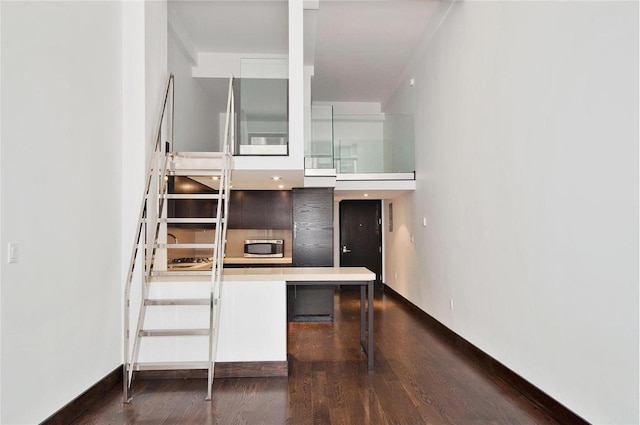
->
360 284 366 346
367 280 374 370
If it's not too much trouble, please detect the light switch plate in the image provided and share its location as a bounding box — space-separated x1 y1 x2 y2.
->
8 243 19 263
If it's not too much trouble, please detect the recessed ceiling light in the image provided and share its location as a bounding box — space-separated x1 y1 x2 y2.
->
278 184 285 189
272 176 281 181
364 193 369 197
212 176 219 180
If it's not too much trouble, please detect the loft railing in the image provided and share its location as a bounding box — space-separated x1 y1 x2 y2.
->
306 105 415 175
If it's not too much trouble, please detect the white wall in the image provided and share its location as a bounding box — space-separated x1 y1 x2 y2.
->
168 32 219 152
0 2 123 423
0 4 4 419
384 2 638 424
121 0 146 310
144 0 168 160
193 52 288 79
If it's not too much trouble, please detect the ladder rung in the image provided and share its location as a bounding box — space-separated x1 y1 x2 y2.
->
134 361 210 371
169 170 223 177
162 218 224 224
173 152 225 159
150 271 213 278
139 329 209 337
156 243 217 249
164 194 223 200
144 298 210 306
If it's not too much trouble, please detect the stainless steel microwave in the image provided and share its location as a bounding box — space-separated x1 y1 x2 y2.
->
244 239 284 258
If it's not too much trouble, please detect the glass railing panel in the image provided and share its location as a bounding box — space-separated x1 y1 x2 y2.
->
382 113 415 174
305 112 414 174
333 114 385 173
307 105 334 169
237 58 289 156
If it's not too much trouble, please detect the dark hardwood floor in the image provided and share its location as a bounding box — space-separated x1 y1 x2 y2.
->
71 290 561 424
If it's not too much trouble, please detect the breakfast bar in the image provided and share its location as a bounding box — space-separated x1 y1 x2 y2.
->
224 267 376 369
145 266 377 372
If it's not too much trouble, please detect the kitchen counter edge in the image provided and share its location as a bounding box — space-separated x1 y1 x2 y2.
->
151 267 376 283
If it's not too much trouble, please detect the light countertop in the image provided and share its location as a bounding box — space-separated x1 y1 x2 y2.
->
223 266 375 282
151 267 375 283
223 256 293 265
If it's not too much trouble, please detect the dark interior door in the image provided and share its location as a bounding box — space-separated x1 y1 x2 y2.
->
339 200 382 285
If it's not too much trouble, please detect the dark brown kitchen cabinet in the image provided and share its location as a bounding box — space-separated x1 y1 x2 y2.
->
289 188 334 321
226 191 243 229
270 190 293 229
228 190 292 230
167 176 218 227
172 199 217 218
292 188 333 266
241 191 271 228
167 180 292 230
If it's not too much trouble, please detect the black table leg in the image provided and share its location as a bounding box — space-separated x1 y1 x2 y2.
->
360 284 366 347
367 280 374 370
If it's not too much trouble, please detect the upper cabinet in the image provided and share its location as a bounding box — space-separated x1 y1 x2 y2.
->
228 190 292 230
168 177 292 230
167 177 218 226
226 191 244 229
269 190 294 229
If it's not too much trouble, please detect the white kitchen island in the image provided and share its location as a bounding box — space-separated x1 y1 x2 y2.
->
139 267 376 377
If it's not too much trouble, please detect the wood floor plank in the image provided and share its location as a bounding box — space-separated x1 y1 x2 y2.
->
69 290 569 425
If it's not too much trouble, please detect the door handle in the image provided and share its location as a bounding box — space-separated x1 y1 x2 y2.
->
342 245 351 254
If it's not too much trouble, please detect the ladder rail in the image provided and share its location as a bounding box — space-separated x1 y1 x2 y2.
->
145 151 171 279
207 75 234 400
128 150 171 392
123 74 174 402
124 74 234 403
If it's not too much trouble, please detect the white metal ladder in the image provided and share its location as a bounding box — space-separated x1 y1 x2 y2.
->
123 75 235 402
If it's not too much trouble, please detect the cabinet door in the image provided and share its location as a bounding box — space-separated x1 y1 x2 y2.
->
241 191 271 229
226 191 243 229
291 188 334 321
288 285 334 321
270 190 292 229
292 188 333 266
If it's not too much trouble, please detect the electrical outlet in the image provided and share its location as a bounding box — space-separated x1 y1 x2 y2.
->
394 272 398 280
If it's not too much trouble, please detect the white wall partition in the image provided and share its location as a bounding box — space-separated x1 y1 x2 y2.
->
1 2 124 423
383 2 638 424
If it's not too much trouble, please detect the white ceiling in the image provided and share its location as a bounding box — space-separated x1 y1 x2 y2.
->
312 1 438 103
168 1 288 54
168 0 439 105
